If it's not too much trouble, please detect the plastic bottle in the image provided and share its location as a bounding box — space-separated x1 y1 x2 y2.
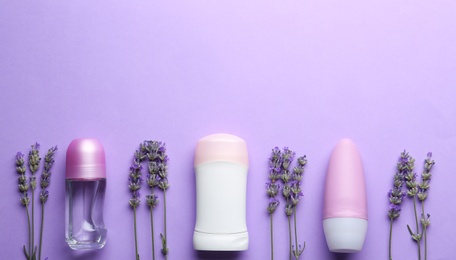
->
65 138 107 250
323 138 368 253
193 133 249 251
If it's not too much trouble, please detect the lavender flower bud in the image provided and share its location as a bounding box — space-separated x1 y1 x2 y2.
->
389 193 404 205
140 142 148 153
40 190 49 203
16 152 27 175
285 204 293 216
146 194 159 208
28 142 41 174
290 181 302 196
129 197 140 208
148 161 159 174
292 168 303 182
145 141 163 161
267 197 279 214
281 147 295 170
407 186 418 197
18 183 29 192
419 180 430 190
388 204 401 219
417 192 427 201
158 178 170 191
18 175 27 184
269 147 281 165
16 152 25 164
266 182 280 197
281 170 291 183
30 176 37 189
269 147 282 180
291 192 302 206
129 177 142 191
157 163 168 179
297 155 307 167
147 173 160 188
43 146 58 173
20 193 30 206
268 168 281 182
421 213 431 227
40 176 50 189
282 184 291 198
134 149 146 162
160 154 169 164
16 166 26 174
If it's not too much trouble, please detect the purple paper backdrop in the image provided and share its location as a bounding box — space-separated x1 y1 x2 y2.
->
1 1 455 259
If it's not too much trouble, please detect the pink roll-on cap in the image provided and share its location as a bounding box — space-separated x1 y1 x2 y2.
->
323 138 367 219
66 138 106 180
194 133 249 167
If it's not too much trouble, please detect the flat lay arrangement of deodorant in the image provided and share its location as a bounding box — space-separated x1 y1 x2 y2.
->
62 134 368 254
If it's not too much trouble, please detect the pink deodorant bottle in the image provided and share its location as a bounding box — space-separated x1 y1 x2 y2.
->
65 138 107 250
193 133 249 251
323 138 368 253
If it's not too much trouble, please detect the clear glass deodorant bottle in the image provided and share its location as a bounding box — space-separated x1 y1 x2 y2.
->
65 138 107 250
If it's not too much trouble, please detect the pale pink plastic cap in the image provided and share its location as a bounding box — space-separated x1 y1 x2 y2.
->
323 138 368 220
66 138 106 180
194 133 249 167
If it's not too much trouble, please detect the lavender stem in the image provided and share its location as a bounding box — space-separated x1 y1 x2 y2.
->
270 213 274 260
421 202 427 260
288 215 292 260
413 196 422 260
38 202 44 260
26 204 32 260
133 207 140 260
389 217 393 260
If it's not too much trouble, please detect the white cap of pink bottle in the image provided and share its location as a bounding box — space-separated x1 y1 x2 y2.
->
323 138 368 253
193 133 249 251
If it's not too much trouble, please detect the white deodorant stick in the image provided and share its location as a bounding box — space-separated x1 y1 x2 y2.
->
193 133 249 251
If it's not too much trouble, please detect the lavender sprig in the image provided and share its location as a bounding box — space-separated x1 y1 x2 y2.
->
144 141 163 260
267 147 282 260
16 144 56 260
266 147 309 260
291 156 307 259
16 152 29 200
280 147 295 260
145 141 170 259
418 152 435 260
38 146 57 260
403 152 422 260
129 148 145 260
388 151 409 260
16 152 31 260
28 143 41 260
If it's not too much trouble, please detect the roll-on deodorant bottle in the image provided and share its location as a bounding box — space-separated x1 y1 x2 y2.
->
65 138 107 250
323 138 368 253
193 133 249 251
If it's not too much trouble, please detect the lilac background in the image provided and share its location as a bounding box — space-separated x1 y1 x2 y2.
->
1 1 455 259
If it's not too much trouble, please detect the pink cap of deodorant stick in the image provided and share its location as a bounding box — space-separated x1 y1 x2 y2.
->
66 138 106 180
194 133 249 167
323 138 367 220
